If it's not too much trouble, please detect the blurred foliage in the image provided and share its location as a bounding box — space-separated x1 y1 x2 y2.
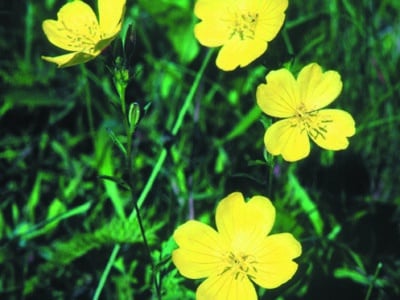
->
0 0 399 299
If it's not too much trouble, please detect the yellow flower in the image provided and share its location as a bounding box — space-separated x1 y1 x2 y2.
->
256 63 356 162
194 0 288 71
42 0 126 67
172 192 301 300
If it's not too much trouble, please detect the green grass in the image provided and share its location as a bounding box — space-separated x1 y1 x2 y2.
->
1 0 399 299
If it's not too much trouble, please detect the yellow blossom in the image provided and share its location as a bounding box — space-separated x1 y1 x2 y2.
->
194 0 288 71
172 192 301 300
41 0 126 67
256 63 356 162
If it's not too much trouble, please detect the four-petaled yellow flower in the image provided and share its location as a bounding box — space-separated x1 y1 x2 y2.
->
194 0 288 71
42 0 126 67
256 63 356 162
172 192 301 300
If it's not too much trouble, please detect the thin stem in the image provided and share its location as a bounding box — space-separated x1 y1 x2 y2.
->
132 195 160 297
24 0 34 65
80 65 96 145
116 74 160 295
282 27 294 57
92 245 121 300
93 49 213 300
171 51 213 135
129 149 167 220
117 83 132 170
364 262 382 300
267 163 274 196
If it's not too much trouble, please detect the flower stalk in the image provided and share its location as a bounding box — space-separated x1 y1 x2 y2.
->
93 49 214 299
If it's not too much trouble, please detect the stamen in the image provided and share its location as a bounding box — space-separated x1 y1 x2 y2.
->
229 11 259 40
219 251 257 280
293 106 333 140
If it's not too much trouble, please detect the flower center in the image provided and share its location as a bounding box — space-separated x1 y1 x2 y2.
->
62 19 101 54
293 104 333 140
229 12 259 40
220 251 257 280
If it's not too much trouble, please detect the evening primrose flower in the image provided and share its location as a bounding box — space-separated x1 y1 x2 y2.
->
172 192 301 300
256 63 356 162
194 0 288 71
42 0 126 67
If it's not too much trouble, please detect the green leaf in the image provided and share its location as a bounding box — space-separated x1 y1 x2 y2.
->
0 211 5 240
334 268 370 286
107 128 127 156
287 171 324 236
27 172 44 222
98 175 131 191
214 146 229 174
41 217 152 265
138 0 198 63
3 90 69 108
167 22 199 64
44 199 67 232
327 224 341 240
96 128 127 219
221 106 262 143
22 201 92 240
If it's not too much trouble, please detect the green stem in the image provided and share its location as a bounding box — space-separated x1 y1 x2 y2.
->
129 149 167 220
24 0 34 66
267 162 274 196
80 65 95 145
117 82 132 169
92 49 213 300
116 73 159 295
282 27 294 57
171 52 212 135
364 262 382 300
92 245 121 300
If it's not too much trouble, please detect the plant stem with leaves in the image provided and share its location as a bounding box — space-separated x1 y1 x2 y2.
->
93 50 214 299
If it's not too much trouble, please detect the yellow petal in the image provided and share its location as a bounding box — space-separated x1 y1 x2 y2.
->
308 109 356 150
256 68 300 117
297 63 343 111
42 1 100 52
247 195 276 235
252 233 301 289
56 0 100 39
42 20 79 52
194 0 227 20
255 0 288 41
197 273 257 300
215 192 275 253
264 118 310 162
98 0 126 38
41 52 96 68
194 21 230 47
172 220 226 279
216 39 267 71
